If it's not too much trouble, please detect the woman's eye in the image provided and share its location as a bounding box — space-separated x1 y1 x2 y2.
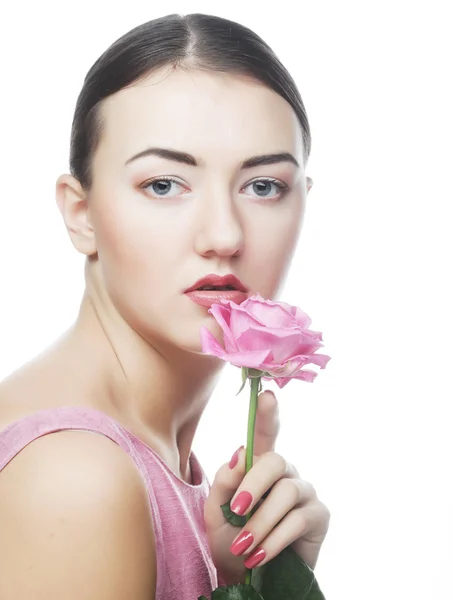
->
141 177 185 198
140 177 288 200
243 179 288 200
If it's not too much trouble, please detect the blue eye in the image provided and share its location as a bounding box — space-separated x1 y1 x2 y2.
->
141 177 184 198
243 178 288 200
140 176 288 200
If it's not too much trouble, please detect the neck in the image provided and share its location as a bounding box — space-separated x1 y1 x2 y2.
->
60 289 225 481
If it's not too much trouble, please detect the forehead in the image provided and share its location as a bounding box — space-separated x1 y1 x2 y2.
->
97 67 303 164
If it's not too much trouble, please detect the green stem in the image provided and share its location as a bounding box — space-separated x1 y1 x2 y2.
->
244 374 260 586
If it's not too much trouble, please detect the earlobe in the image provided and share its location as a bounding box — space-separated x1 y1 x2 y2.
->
55 174 97 256
306 176 314 193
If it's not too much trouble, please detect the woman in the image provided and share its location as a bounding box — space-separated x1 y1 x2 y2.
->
0 13 330 599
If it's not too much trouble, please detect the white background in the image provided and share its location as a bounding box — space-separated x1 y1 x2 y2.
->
0 1 452 598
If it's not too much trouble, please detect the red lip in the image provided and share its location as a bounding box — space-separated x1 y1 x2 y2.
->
185 273 248 293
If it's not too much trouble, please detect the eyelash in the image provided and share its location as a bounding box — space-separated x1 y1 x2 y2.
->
139 176 289 201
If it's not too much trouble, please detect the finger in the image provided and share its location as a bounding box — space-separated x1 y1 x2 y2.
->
230 476 315 551
252 390 280 456
245 477 316 532
229 477 315 557
204 446 250 528
229 452 299 518
242 504 318 569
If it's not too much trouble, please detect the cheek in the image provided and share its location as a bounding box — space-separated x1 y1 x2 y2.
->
90 211 158 316
93 194 162 270
248 206 304 295
91 196 189 315
91 205 181 334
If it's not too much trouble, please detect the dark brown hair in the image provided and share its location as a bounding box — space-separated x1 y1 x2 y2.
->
69 13 311 190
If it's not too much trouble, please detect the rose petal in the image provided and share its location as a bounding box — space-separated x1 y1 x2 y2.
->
261 356 308 377
241 296 296 328
206 303 239 353
200 326 227 358
235 327 299 362
236 326 325 363
305 329 323 342
244 294 314 329
228 305 268 339
266 352 330 373
220 348 274 370
290 368 319 382
300 352 331 369
262 368 319 389
287 305 313 328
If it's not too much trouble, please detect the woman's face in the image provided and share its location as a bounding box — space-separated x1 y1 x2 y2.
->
83 67 311 352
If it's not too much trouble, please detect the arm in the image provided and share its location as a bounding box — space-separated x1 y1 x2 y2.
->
0 430 156 599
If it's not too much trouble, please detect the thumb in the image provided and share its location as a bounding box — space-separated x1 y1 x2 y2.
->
252 389 280 456
204 391 279 529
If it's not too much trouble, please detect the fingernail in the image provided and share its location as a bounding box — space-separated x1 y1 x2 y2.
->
229 445 244 469
230 530 254 556
231 491 253 515
244 547 266 569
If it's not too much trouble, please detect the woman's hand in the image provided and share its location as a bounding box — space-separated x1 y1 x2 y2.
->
204 390 330 586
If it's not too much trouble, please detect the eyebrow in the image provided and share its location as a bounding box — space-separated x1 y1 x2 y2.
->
125 147 300 169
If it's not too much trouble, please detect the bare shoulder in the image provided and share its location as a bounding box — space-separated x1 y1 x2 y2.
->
0 429 157 599
0 357 53 426
0 355 86 431
0 370 39 431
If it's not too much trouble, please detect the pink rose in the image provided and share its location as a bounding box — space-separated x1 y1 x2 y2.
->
200 293 331 389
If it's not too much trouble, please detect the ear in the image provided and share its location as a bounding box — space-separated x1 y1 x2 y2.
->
55 174 97 256
306 176 314 193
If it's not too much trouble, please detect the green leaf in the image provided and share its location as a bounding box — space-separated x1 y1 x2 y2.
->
235 368 249 397
220 501 247 527
235 379 247 396
220 488 272 528
251 546 325 600
202 548 325 599
198 583 264 599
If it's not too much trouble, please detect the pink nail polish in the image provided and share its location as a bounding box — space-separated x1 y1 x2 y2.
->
231 491 253 515
230 530 254 555
229 445 244 469
244 548 266 569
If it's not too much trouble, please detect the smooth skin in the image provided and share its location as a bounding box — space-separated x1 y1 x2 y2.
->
0 432 156 599
0 65 329 597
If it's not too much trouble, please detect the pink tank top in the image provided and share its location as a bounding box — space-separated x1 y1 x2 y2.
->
0 405 224 599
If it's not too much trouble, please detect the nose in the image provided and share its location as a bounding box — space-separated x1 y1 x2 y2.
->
193 189 245 259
